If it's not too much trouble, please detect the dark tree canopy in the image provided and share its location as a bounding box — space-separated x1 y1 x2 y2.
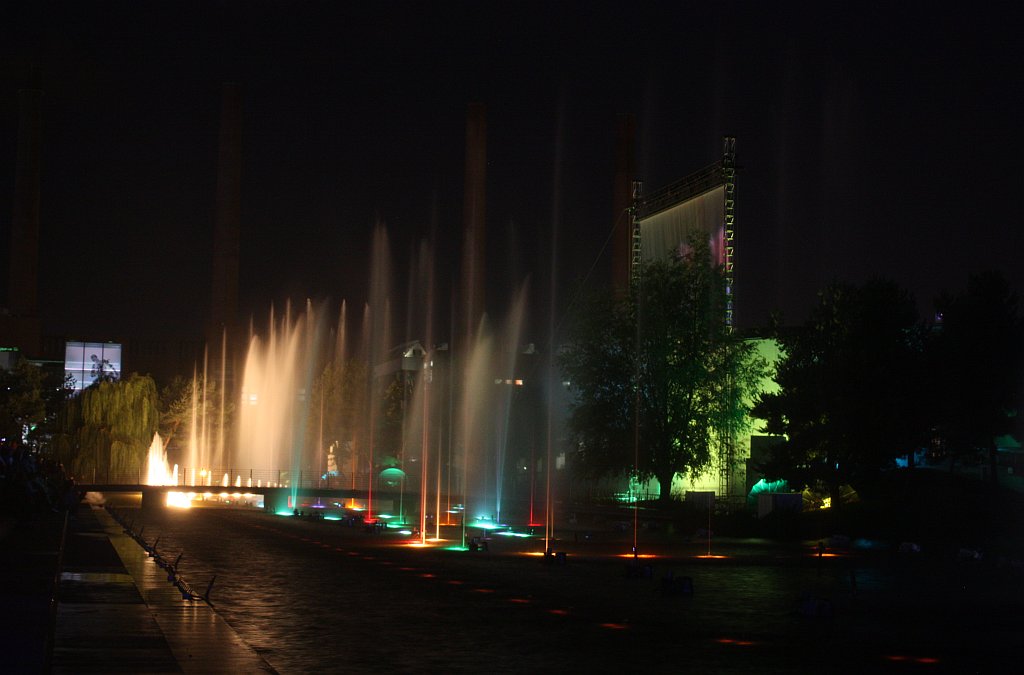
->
560 235 767 502
0 358 47 445
931 271 1023 481
0 359 73 450
752 279 930 497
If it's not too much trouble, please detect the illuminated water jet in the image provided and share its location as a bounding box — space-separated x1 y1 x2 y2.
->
145 433 177 486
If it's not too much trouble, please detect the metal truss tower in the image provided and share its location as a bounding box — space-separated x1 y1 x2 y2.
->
722 136 736 331
719 136 737 499
629 180 644 286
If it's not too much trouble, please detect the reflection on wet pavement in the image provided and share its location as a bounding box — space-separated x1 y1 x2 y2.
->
123 507 1021 673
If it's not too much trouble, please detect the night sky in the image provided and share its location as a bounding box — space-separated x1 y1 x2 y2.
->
2 2 1021 347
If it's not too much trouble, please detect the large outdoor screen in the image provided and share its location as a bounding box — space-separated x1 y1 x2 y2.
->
638 185 726 265
64 341 122 393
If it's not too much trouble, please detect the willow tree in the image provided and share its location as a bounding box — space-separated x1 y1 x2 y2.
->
56 374 159 482
560 234 767 503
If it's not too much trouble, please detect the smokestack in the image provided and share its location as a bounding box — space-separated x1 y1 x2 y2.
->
2 89 43 355
208 83 242 356
461 102 487 344
611 113 636 292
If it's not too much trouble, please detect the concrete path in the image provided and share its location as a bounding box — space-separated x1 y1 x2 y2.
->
52 505 276 674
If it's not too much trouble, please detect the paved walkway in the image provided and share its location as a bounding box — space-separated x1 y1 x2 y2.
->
54 504 277 673
0 511 65 672
1 503 276 673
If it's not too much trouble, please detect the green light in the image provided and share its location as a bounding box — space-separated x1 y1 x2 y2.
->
275 510 294 516
472 518 505 530
323 515 341 521
444 545 470 552
748 478 789 496
398 529 413 535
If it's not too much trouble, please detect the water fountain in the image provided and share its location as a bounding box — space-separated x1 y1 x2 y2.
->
159 221 550 546
145 433 177 486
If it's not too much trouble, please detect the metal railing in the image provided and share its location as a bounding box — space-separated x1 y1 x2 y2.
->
80 467 378 491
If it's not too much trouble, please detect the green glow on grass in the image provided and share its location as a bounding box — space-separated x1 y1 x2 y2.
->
445 545 470 552
495 531 532 538
472 518 505 530
323 515 342 521
276 510 294 516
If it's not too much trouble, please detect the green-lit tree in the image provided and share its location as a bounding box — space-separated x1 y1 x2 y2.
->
931 271 1023 484
54 374 159 482
752 280 930 500
560 234 767 503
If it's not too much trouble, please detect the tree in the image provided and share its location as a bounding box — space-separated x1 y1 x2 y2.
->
159 375 233 461
931 271 1023 484
752 280 930 500
54 374 159 482
0 358 47 446
306 358 368 475
560 234 767 503
0 358 72 451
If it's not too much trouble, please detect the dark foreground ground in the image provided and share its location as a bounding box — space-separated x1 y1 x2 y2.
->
4 490 1023 674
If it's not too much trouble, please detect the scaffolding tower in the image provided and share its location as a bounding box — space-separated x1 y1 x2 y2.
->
628 138 739 501
629 180 644 286
719 136 737 499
